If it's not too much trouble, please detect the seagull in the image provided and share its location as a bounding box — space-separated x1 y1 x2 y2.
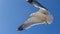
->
17 0 53 31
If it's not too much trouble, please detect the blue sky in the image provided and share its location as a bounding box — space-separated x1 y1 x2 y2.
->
0 0 60 34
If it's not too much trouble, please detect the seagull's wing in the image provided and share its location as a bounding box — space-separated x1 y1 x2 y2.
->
18 12 46 31
27 0 47 10
18 17 45 31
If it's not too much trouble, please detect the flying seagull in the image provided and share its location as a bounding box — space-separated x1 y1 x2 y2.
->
17 0 53 31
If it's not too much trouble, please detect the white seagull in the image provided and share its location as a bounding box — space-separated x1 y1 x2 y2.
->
17 0 53 31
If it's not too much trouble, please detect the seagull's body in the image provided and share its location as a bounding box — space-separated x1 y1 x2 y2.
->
17 0 53 31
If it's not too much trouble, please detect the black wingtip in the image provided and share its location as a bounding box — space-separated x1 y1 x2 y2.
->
18 27 23 31
27 0 33 3
17 25 24 31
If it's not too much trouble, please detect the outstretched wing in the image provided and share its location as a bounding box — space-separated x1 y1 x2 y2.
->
26 0 48 10
18 16 45 31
